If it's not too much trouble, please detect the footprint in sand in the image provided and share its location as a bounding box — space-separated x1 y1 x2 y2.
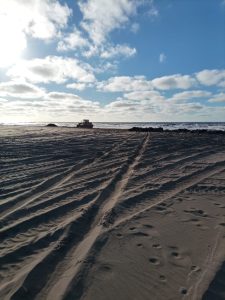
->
129 227 136 231
197 209 207 216
132 231 149 237
177 197 183 203
159 275 166 282
180 287 188 295
149 257 160 265
155 205 167 212
171 251 180 258
116 233 123 238
168 246 191 268
184 208 208 217
143 224 154 229
152 243 162 249
191 265 200 272
99 264 112 272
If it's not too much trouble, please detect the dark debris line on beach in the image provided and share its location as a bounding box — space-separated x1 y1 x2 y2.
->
129 127 225 135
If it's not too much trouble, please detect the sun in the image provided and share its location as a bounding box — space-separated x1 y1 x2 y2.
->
0 18 26 68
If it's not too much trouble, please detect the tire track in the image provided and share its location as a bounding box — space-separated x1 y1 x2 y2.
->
1 130 225 300
58 159 225 300
112 158 225 228
0 134 137 222
8 134 149 300
128 146 222 187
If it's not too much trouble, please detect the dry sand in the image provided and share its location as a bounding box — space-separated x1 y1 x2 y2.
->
0 126 225 300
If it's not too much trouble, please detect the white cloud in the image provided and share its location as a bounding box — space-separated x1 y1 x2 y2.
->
2 66 225 122
82 45 99 58
97 76 153 92
148 5 159 18
98 70 225 95
218 81 225 88
124 90 164 101
7 56 96 84
131 22 140 33
148 1 159 18
0 90 101 122
105 96 164 117
46 92 81 101
0 23 27 68
104 99 144 119
100 44 136 58
57 27 89 51
42 92 101 116
45 92 100 110
94 61 118 74
152 74 196 90
0 1 71 47
0 98 9 104
81 43 136 59
55 0 150 60
172 103 204 115
159 53 166 63
169 90 212 102
0 80 45 98
0 1 71 68
208 93 225 103
79 0 141 45
196 69 225 86
181 103 204 112
66 83 89 91
1 87 224 123
106 99 138 109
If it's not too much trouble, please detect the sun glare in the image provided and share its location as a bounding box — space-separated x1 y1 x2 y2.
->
0 18 26 68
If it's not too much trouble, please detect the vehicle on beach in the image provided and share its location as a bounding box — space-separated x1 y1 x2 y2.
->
76 119 94 128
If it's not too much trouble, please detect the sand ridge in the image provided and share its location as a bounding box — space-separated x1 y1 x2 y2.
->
0 126 225 299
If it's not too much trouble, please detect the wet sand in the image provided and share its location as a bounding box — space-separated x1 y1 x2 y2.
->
1 126 225 300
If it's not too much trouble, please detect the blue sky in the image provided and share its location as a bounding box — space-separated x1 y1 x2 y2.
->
0 0 224 122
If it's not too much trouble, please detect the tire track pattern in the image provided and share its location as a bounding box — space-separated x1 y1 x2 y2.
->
0 128 225 299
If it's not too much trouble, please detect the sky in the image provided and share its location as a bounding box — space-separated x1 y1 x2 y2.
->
0 0 224 123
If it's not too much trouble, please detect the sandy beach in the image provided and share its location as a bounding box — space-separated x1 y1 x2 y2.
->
1 126 225 300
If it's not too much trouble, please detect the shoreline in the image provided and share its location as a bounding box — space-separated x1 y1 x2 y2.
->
1 123 225 134
0 121 225 132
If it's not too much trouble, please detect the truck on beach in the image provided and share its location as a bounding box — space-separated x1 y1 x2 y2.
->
76 119 94 128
